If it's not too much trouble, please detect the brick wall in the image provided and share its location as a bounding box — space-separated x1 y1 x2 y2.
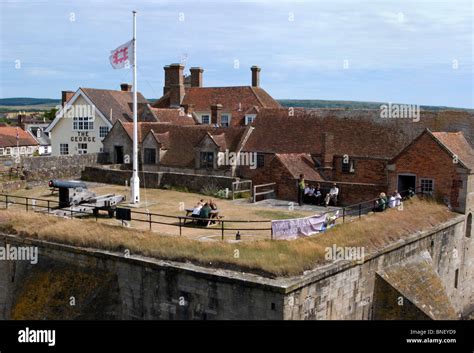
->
332 156 388 185
388 133 468 213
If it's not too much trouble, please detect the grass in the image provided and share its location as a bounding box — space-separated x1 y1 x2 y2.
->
0 197 458 278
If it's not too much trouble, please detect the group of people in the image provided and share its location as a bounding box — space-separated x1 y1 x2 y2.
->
298 174 339 207
191 199 219 225
373 190 402 212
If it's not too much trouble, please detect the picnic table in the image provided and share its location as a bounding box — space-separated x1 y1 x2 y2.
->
184 208 222 226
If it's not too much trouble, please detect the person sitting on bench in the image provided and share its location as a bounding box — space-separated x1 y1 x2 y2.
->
209 199 219 224
325 183 339 207
198 202 212 226
191 202 203 218
314 184 323 205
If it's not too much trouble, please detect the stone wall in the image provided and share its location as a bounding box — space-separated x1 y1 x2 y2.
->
0 213 471 320
82 166 238 193
21 153 102 181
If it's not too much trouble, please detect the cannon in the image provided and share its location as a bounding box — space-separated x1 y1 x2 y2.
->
47 179 126 218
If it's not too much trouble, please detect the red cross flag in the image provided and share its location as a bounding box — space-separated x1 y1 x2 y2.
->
109 40 134 69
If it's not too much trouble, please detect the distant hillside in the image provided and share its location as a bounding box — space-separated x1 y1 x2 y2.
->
0 98 60 106
278 99 474 112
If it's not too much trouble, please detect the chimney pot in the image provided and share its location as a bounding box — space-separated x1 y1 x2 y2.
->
251 66 261 87
211 104 223 126
120 83 132 92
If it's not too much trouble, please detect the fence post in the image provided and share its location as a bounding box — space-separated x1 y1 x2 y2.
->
5 195 8 209
178 217 182 236
47 200 50 213
358 203 361 219
26 197 28 212
270 222 273 240
148 213 152 231
342 207 346 223
221 221 224 241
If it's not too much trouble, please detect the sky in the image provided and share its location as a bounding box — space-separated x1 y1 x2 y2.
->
0 0 473 108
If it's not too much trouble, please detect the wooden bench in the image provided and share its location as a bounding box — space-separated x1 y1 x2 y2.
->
184 208 222 226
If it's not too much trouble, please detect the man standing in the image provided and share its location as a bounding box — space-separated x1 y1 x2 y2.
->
297 174 305 206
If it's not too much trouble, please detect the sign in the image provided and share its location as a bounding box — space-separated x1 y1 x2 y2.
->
271 212 339 240
116 207 131 221
70 131 96 143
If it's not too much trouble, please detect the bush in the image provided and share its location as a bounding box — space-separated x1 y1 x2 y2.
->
200 182 220 196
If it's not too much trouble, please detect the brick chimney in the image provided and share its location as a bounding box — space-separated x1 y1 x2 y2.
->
211 104 223 126
165 63 185 108
251 66 261 87
321 132 334 169
190 67 203 87
120 83 132 92
61 91 74 106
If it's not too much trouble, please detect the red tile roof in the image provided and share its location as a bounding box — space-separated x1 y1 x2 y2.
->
432 131 474 170
149 108 197 125
81 88 148 123
152 86 280 126
0 127 39 147
118 122 248 167
242 108 474 159
276 153 325 181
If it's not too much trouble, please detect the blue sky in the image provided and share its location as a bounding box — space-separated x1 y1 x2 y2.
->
0 0 472 108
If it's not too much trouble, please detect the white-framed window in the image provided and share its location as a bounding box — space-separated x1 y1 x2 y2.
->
5 147 11 155
99 126 109 138
245 114 256 125
201 114 210 125
221 114 231 127
420 178 434 194
73 117 94 130
20 146 26 155
60 144 69 155
78 143 88 154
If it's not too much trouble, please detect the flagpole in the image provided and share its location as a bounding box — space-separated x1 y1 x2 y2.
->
130 10 140 204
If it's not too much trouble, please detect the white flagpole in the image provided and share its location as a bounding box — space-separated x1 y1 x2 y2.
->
130 10 140 204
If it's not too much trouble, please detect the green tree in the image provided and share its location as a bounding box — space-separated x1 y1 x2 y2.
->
42 108 58 121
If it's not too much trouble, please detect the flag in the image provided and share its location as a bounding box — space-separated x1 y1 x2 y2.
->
109 40 134 69
16 127 19 141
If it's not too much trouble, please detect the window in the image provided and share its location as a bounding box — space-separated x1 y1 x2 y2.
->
60 144 69 155
144 148 157 164
0 148 3 155
342 159 355 173
420 178 434 194
221 114 230 127
201 115 210 125
5 147 11 155
257 153 265 168
454 269 459 289
99 126 109 138
73 117 94 130
200 151 214 169
245 115 256 125
78 143 87 154
466 213 472 238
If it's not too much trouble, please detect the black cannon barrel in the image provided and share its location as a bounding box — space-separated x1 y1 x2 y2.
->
48 179 88 189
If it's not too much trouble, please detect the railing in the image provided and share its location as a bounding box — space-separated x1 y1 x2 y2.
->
252 182 276 203
231 180 252 200
0 186 424 241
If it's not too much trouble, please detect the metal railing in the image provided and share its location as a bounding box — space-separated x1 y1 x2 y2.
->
0 186 424 241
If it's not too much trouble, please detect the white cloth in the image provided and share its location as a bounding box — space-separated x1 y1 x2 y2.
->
395 193 402 207
109 40 134 69
329 187 339 196
192 206 202 216
389 196 396 208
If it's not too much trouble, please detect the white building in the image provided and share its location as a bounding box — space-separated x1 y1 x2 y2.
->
46 84 149 156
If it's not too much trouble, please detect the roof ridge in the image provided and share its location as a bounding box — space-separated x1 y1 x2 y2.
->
249 86 265 107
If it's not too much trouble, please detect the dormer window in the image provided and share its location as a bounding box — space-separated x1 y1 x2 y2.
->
245 114 256 125
221 114 230 127
201 115 210 125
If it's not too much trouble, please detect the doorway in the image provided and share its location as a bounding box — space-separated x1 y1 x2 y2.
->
115 146 124 164
397 174 416 197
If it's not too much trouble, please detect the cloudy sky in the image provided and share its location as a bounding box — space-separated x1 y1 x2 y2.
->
0 0 472 108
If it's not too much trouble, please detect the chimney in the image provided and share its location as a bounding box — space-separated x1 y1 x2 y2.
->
167 63 185 108
61 91 74 106
183 103 194 115
163 65 172 95
190 67 203 87
321 132 334 169
211 104 223 126
251 66 261 87
120 83 132 92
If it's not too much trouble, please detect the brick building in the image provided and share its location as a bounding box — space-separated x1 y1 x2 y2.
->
388 129 474 214
152 63 281 127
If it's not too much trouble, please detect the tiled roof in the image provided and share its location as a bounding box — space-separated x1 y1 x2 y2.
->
149 108 197 125
81 88 148 123
0 127 39 147
152 86 281 126
242 108 474 159
276 153 325 181
432 131 474 170
119 122 248 167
